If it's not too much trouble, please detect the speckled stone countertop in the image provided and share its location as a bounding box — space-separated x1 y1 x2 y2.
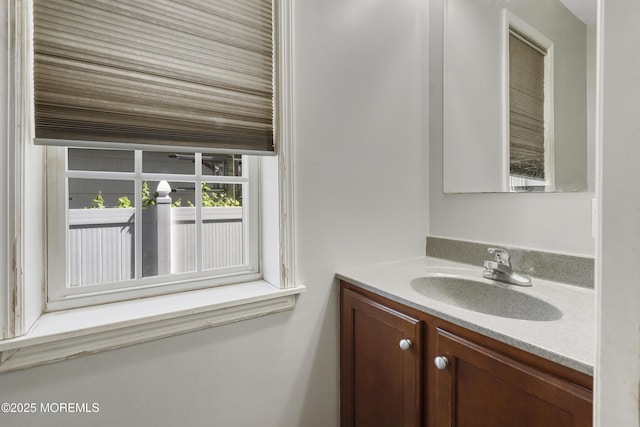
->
336 256 595 375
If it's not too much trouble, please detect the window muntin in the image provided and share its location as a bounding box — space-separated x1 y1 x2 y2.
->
47 148 260 308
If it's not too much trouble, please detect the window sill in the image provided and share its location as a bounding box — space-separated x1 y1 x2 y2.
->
0 281 305 373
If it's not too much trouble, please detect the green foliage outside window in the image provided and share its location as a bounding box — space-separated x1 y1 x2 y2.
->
86 181 241 209
200 183 241 207
90 191 106 209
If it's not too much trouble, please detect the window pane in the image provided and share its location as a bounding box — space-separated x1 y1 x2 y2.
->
143 151 196 174
68 178 135 209
68 148 134 172
166 181 197 207
202 183 244 270
202 154 243 177
68 179 135 286
170 205 197 275
203 182 243 207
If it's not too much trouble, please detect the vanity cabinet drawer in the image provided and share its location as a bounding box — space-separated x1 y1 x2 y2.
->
340 281 593 427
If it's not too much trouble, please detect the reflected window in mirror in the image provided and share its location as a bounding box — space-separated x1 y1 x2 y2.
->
507 14 554 192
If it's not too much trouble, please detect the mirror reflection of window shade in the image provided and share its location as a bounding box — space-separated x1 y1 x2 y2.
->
509 31 546 180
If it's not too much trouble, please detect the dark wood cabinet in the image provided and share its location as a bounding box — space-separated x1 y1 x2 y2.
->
340 288 423 427
340 281 593 427
434 328 592 427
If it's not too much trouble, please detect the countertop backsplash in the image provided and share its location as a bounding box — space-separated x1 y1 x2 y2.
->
426 236 594 289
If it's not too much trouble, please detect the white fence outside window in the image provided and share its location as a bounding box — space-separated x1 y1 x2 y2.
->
68 206 243 286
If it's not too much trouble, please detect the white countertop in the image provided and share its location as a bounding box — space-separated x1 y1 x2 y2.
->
336 256 595 375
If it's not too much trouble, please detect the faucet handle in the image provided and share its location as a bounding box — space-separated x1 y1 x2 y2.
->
487 247 511 266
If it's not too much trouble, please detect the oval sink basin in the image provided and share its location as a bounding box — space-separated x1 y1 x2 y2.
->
410 275 562 321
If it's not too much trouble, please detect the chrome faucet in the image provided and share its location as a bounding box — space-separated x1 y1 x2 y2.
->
482 248 532 287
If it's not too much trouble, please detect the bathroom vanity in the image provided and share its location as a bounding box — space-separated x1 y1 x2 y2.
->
337 257 594 427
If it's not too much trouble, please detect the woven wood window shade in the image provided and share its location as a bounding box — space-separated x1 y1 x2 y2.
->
509 31 546 179
33 0 275 154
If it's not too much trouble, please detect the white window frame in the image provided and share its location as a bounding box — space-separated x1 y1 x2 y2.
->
47 149 261 310
502 10 556 192
0 0 302 373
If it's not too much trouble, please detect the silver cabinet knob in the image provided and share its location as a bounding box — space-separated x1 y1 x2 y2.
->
399 339 413 351
434 356 449 370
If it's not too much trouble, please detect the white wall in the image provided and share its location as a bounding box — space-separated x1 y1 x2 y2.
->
430 0 595 256
0 0 428 426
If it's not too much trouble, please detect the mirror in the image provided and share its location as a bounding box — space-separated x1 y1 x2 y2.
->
443 0 596 193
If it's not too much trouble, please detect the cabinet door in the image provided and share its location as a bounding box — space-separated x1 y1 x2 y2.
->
433 328 592 427
341 288 423 427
